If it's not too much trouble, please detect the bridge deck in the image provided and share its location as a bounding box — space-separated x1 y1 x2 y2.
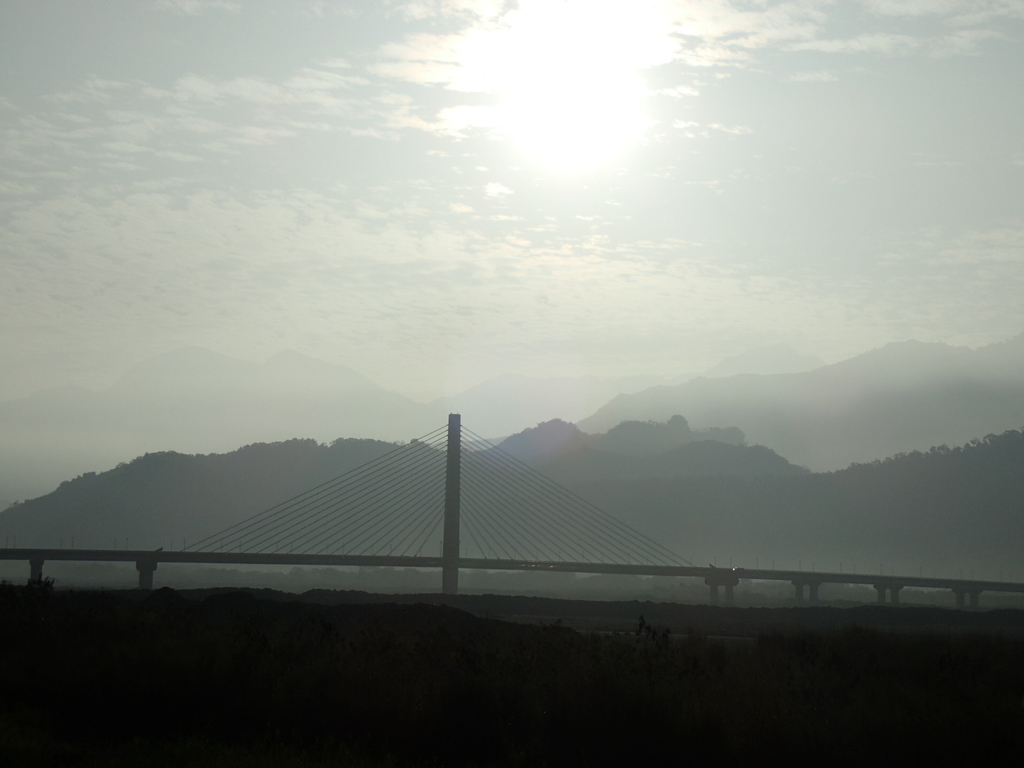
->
2 549 1022 595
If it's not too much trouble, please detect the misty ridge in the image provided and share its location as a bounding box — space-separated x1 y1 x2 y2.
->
2 332 1024 511
0 347 658 506
3 411 1023 584
491 416 799 486
2 332 1024 586
0 416 780 551
581 334 1024 471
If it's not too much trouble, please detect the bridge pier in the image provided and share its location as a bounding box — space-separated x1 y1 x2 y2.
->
953 588 982 609
29 557 44 583
706 572 739 605
136 560 157 591
874 584 902 605
706 583 736 605
793 580 822 604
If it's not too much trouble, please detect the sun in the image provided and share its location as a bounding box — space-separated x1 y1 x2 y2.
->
478 1 663 171
503 60 649 171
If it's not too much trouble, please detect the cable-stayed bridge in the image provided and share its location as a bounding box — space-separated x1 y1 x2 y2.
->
180 414 690 593
3 415 1024 608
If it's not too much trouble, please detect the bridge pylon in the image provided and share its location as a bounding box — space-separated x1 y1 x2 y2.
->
441 413 461 594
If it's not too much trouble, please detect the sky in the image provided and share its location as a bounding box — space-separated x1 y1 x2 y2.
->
2 0 1022 401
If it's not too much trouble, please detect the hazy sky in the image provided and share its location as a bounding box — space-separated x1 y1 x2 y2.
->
2 0 1022 400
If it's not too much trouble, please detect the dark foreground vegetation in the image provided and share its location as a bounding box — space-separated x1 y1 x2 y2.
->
2 584 1023 767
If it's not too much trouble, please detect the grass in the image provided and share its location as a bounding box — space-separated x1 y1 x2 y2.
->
1 583 1023 766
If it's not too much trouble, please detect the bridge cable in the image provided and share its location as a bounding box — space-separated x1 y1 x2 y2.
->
217 435 445 554
462 427 685 564
460 438 647 563
462 427 690 566
187 427 448 554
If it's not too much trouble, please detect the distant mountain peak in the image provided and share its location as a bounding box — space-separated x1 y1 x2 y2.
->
105 347 385 397
703 344 824 378
497 415 746 465
107 347 257 393
265 349 322 366
497 419 589 461
602 415 692 454
437 371 665 436
261 349 381 390
577 332 1024 471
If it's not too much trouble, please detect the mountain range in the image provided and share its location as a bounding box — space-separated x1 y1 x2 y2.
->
3 335 1024 506
581 429 1024 579
0 437 399 552
0 349 664 506
0 348 439 506
0 416 793 551
3 419 1021 583
696 344 825 379
490 417 800 487
580 335 1024 471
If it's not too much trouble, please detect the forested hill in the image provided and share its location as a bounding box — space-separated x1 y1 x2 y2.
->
584 429 1024 576
495 417 804 486
0 438 398 550
0 417 803 551
2 427 1022 579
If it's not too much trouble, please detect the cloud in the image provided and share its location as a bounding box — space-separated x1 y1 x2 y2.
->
426 105 505 137
660 85 701 97
484 182 512 197
862 0 978 16
165 70 364 109
3 0 1021 397
370 33 480 89
360 0 1019 144
930 226 1024 266
3 178 1021 400
861 0 1024 23
789 70 839 81
0 60 395 187
153 0 241 15
370 0 1018 93
789 26 1005 55
101 141 150 154
933 27 1005 53
708 123 752 135
3 186 742 385
371 0 681 93
672 120 752 137
48 78 132 104
788 32 925 55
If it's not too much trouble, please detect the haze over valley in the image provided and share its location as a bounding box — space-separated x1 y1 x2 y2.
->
4 338 1024 589
3 333 1024 506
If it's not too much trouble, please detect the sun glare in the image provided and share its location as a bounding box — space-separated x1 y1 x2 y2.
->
479 1 666 171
